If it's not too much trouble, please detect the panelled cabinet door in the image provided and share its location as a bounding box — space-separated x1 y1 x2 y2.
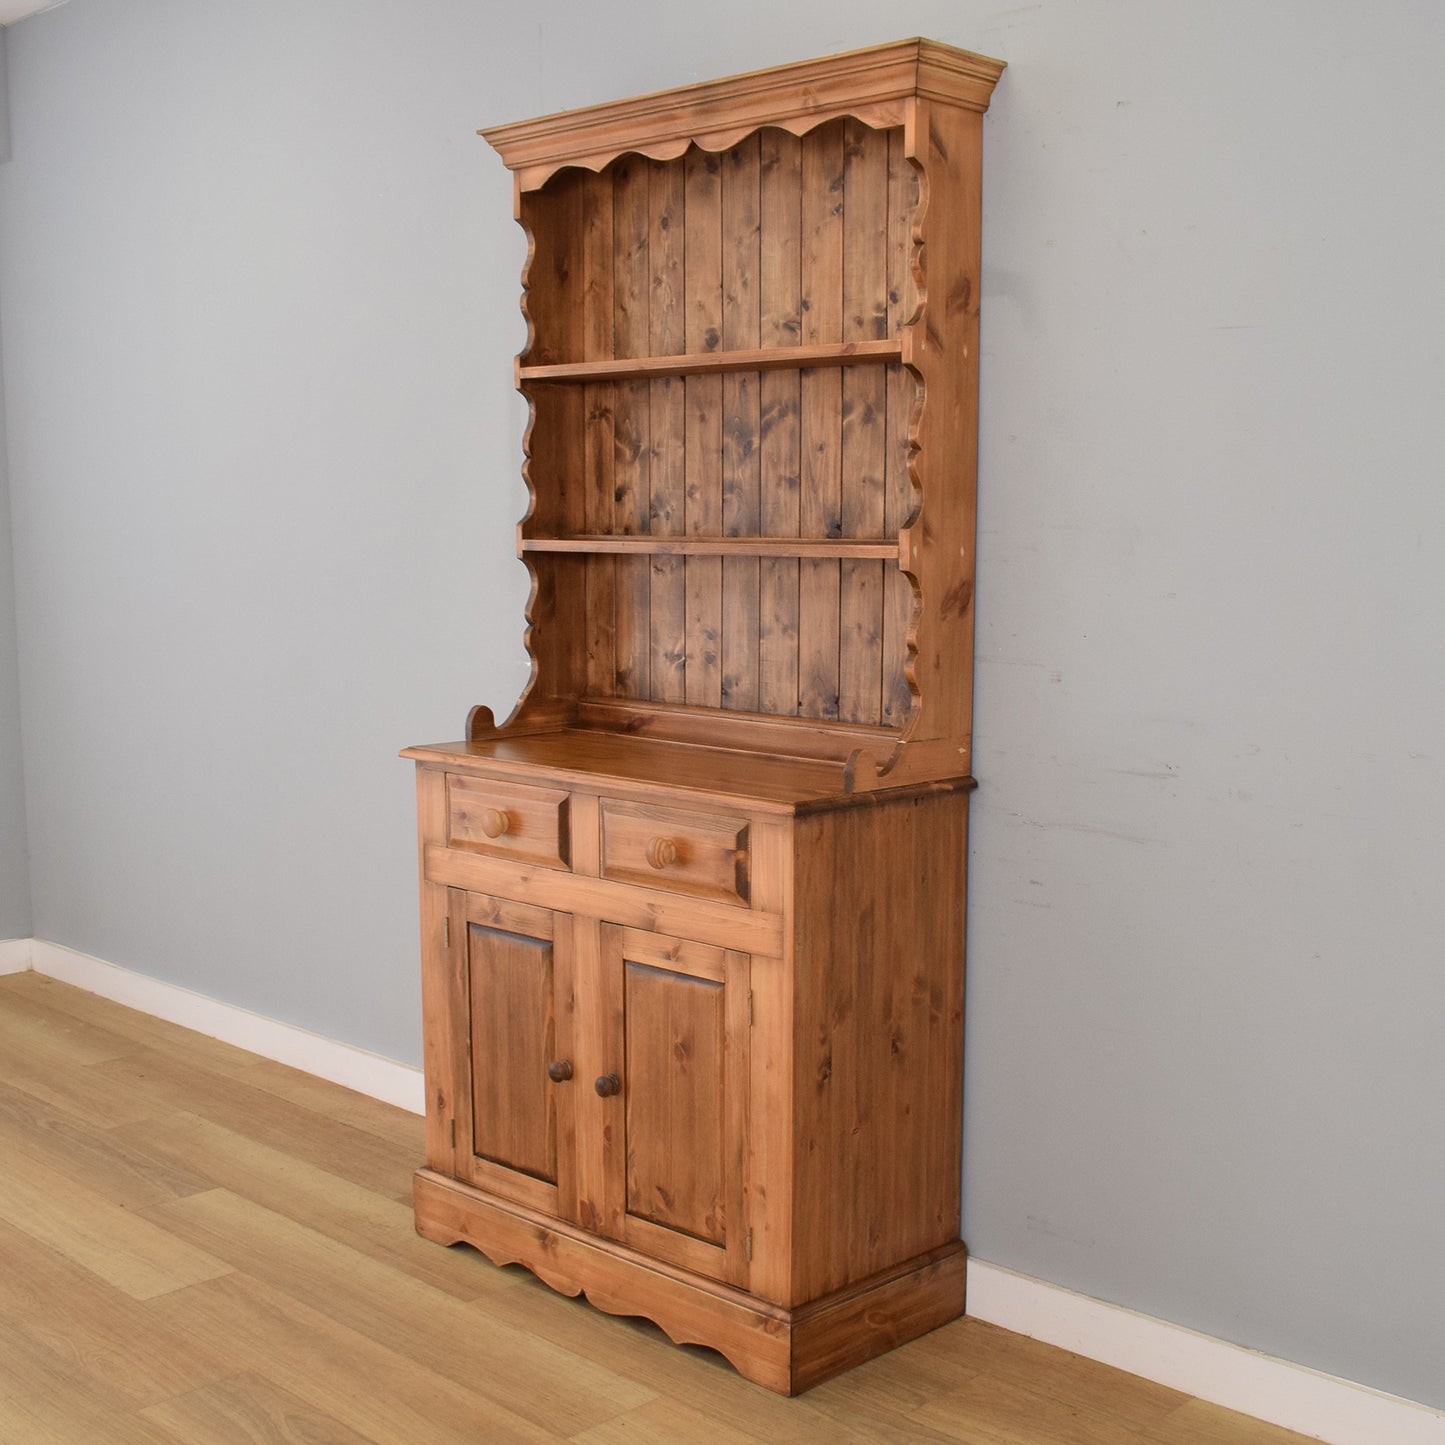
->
602 925 752 1288
452 890 576 1220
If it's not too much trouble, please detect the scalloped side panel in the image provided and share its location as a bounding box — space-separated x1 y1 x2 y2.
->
493 200 549 734
505 383 547 730
897 363 927 741
896 137 930 749
517 206 540 371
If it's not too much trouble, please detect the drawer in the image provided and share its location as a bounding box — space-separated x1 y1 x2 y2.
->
599 799 750 906
446 774 570 870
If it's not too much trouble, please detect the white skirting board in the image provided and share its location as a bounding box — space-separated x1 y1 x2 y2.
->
0 937 32 974
966 1261 1445 1445
24 938 425 1115
4 938 1442 1441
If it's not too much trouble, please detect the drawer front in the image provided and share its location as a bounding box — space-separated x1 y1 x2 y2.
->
447 774 570 870
599 799 750 906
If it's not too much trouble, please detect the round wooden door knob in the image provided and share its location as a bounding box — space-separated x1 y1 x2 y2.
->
594 1073 621 1098
480 808 510 838
546 1060 573 1083
645 836 679 869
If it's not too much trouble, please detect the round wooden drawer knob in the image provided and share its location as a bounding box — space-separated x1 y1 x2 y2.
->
594 1073 621 1098
645 836 678 869
547 1059 573 1083
480 808 510 839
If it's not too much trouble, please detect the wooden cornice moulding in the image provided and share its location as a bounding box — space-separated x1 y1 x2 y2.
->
482 37 1006 189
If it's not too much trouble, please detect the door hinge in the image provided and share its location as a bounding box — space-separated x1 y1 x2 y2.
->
443 915 451 948
747 989 753 1027
745 1228 753 1262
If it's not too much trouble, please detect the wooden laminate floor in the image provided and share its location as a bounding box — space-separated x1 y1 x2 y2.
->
0 972 1317 1445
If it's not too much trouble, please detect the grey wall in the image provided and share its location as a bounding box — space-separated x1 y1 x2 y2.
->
0 24 30 939
0 321 29 940
2 0 1443 1413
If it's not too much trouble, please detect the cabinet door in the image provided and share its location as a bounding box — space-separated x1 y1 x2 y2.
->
600 925 752 1288
452 890 576 1220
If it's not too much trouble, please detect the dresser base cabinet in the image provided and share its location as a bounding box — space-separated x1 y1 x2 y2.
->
406 745 972 1395
415 1169 967 1395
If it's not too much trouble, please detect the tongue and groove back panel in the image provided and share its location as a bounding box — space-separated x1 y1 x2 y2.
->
518 120 920 730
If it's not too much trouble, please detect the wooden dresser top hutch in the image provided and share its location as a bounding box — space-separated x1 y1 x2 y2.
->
404 38 1004 1394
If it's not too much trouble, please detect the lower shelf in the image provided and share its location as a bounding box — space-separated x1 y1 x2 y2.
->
413 1168 967 1395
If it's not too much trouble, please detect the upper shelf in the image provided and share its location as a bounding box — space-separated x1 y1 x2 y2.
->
522 535 900 560
519 339 903 384
481 38 1005 190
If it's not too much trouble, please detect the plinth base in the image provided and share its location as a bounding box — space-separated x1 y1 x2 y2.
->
414 1168 967 1395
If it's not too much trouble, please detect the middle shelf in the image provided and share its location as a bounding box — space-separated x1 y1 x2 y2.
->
518 339 904 384
521 535 901 560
